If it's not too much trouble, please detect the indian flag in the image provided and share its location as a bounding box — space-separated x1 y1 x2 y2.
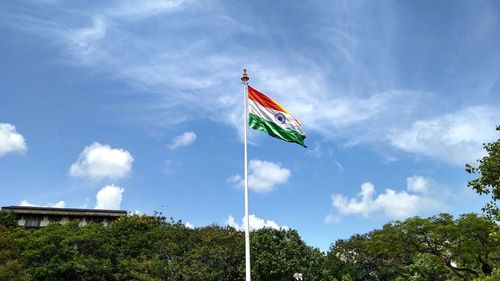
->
248 85 306 147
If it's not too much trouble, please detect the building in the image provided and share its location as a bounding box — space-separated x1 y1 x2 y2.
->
0 206 127 227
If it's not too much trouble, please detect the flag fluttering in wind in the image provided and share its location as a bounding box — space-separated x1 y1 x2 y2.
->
247 85 306 147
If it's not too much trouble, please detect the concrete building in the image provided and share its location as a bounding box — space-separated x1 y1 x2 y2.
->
0 206 127 227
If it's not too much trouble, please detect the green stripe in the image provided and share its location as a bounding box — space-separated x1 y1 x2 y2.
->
249 113 306 147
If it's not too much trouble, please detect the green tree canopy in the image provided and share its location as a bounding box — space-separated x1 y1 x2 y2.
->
326 213 499 280
466 125 500 220
1 212 497 280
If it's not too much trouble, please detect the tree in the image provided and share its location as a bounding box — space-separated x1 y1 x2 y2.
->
17 222 115 281
0 212 17 228
379 214 498 279
473 268 500 281
0 225 30 281
329 230 412 281
251 228 327 281
466 125 500 220
174 225 244 281
328 234 381 281
400 253 453 281
1 211 496 280
328 213 498 280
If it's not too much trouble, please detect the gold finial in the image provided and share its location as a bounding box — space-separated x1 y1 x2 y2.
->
241 69 249 82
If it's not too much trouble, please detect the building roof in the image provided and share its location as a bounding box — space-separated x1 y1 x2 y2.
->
1 206 127 217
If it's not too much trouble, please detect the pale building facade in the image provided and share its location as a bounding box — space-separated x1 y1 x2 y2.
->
1 206 127 227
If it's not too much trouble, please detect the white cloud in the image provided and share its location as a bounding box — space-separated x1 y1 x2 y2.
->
185 222 194 229
324 214 341 224
406 175 429 193
110 0 186 18
0 123 27 157
225 215 239 229
167 131 197 149
52 201 66 208
228 159 291 193
19 200 66 208
248 160 291 192
19 200 37 207
70 142 133 181
389 106 500 165
95 184 124 210
330 182 441 220
225 214 288 231
226 174 242 185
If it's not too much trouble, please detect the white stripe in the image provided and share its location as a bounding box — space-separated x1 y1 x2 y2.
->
248 99 305 135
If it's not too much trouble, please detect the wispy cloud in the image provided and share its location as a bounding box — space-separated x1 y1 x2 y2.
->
167 131 197 150
389 106 499 165
108 0 187 19
64 16 107 64
243 65 433 145
3 1 498 166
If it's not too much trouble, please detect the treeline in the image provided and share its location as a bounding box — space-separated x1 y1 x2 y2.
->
0 212 498 281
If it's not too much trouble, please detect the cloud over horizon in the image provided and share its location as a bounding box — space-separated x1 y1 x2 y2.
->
95 184 124 210
225 214 288 231
20 200 66 208
329 181 442 221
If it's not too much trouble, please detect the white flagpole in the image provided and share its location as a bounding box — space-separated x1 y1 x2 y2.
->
241 69 251 281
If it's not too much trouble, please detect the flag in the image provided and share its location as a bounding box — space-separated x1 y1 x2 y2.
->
248 85 306 147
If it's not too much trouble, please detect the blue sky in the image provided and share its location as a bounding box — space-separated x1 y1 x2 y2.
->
1 0 499 251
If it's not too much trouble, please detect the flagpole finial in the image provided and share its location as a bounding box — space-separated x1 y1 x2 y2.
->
241 69 249 82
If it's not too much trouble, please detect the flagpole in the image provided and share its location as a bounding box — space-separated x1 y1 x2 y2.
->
241 69 251 281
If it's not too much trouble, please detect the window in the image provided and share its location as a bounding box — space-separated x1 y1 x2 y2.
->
69 216 83 223
24 216 43 227
48 216 62 223
86 217 104 224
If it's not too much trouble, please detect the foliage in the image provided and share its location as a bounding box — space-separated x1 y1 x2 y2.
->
0 212 498 280
402 253 453 281
473 268 500 281
326 213 499 280
466 125 500 220
0 211 17 228
250 228 327 281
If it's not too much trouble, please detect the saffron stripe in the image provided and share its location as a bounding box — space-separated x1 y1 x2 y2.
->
248 86 289 114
